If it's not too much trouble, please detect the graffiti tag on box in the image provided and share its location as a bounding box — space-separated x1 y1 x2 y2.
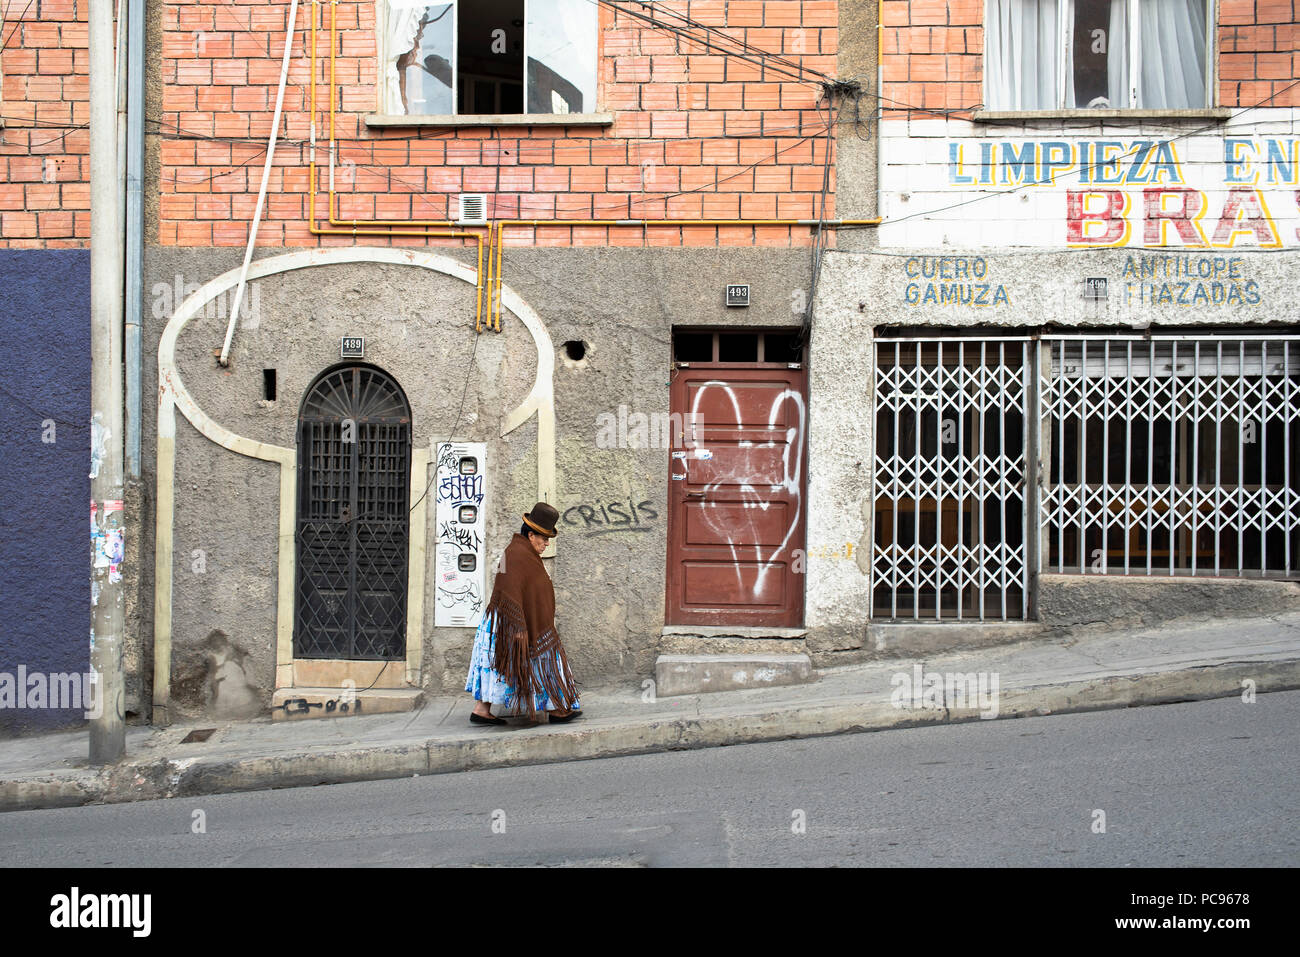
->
438 473 483 505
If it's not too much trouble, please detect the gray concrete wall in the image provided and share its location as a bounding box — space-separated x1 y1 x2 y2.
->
140 246 819 719
834 0 881 254
1038 574 1300 628
817 248 1300 332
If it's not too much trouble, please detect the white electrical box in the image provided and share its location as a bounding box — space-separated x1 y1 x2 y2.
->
434 442 487 628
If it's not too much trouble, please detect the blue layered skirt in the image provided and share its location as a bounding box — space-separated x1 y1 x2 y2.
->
465 611 581 714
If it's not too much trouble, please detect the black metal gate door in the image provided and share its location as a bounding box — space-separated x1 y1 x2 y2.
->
295 365 411 659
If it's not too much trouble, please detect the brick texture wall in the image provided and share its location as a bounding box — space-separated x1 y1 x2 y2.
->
0 0 90 248
882 0 1300 117
1219 0 1299 108
158 0 839 248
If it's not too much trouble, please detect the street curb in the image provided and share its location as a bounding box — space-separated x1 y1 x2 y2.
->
2 658 1295 813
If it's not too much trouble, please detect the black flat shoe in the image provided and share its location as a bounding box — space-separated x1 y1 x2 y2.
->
470 712 507 725
547 710 582 723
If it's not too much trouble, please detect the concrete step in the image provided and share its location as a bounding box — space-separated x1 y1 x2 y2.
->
270 687 423 721
655 653 815 697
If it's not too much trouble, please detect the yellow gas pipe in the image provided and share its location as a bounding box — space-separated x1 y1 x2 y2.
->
307 1 493 330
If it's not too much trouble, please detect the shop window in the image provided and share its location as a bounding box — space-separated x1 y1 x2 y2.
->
382 0 597 116
1042 337 1300 576
985 0 1210 110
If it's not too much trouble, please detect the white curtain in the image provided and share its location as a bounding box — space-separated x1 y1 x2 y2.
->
385 1 425 114
987 0 1062 110
1138 0 1207 109
1105 0 1129 108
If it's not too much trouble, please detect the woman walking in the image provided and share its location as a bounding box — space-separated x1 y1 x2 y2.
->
465 502 582 724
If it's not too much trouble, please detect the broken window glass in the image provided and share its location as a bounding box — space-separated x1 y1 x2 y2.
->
386 0 455 115
382 0 597 116
526 0 599 114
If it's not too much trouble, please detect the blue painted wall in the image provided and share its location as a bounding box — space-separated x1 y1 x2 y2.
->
0 249 91 735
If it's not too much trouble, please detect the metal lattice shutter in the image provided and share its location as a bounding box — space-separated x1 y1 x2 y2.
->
871 339 1030 621
1041 336 1300 577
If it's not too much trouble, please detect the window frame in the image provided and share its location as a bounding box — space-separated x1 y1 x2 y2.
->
375 0 603 123
980 0 1218 116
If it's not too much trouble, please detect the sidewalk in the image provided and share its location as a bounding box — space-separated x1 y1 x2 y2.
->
3 612 1299 813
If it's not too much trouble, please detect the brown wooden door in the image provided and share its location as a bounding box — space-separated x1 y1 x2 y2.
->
666 365 807 626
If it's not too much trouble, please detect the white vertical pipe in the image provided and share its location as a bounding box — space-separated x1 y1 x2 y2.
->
219 0 301 366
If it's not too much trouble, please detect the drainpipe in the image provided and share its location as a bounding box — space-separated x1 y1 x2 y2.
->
124 0 144 478
89 0 126 764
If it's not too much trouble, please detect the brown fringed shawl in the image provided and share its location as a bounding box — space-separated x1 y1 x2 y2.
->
485 533 579 716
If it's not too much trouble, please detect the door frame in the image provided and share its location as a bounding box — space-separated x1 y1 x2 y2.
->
664 328 810 627
293 363 415 663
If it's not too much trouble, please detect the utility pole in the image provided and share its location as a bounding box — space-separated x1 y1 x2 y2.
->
89 0 125 764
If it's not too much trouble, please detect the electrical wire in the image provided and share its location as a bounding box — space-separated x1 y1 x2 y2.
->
584 0 826 87
4 122 90 151
0 382 83 429
800 94 843 348
596 0 833 83
0 0 37 56
408 328 481 514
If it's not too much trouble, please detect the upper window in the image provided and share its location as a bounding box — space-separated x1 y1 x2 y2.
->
381 0 598 116
985 0 1210 111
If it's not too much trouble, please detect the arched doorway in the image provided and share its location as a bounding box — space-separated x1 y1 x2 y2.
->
295 364 412 659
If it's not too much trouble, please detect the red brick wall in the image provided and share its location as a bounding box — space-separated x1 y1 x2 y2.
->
882 0 1300 117
1219 0 1299 108
0 0 90 248
880 0 982 115
158 0 838 248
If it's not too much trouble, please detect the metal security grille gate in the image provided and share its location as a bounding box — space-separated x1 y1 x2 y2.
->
871 339 1030 620
295 365 412 659
1041 336 1300 577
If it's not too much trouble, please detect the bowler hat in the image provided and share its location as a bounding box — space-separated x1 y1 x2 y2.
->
522 502 560 538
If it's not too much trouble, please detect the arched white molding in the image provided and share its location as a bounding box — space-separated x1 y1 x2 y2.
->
152 246 556 721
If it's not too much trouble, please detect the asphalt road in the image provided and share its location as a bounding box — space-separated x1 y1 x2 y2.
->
1 691 1297 867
